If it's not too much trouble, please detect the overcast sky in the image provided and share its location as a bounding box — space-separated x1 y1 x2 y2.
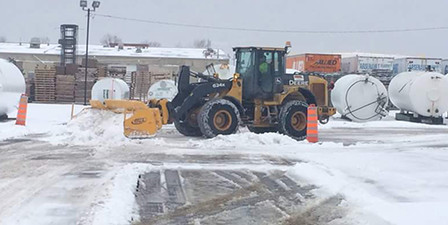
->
1 0 448 57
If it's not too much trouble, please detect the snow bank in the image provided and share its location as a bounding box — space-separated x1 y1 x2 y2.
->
91 164 152 225
187 132 299 149
47 109 129 147
185 131 343 152
322 112 448 130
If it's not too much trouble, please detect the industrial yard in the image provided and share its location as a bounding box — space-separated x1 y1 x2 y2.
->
0 104 447 225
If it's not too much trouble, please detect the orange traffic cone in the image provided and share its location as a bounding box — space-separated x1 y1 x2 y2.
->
15 94 28 126
306 104 318 143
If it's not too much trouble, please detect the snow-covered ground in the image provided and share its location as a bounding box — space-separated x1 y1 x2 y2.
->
0 104 86 142
0 103 448 225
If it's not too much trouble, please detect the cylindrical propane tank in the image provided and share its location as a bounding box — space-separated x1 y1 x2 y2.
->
0 59 26 118
91 78 130 103
388 72 448 117
148 80 177 101
331 74 388 122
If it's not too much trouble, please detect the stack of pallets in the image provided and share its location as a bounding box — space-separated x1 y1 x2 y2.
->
75 68 97 104
151 73 173 84
132 70 151 101
97 64 107 78
34 66 56 102
25 77 35 102
55 75 75 103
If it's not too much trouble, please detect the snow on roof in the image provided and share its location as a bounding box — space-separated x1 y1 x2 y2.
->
0 43 229 60
288 51 438 59
336 52 443 59
337 52 403 58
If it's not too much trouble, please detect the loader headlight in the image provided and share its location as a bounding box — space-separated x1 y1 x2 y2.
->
233 73 240 80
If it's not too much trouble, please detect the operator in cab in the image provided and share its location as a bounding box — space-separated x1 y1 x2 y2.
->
258 54 272 92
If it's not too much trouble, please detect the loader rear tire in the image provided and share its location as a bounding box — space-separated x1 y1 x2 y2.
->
278 100 308 140
247 126 277 134
198 99 240 138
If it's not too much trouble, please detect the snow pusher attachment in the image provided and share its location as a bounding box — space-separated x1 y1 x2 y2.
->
89 99 163 138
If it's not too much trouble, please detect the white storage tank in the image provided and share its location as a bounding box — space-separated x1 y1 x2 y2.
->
389 72 448 117
91 78 129 103
148 80 177 101
331 74 388 122
0 59 26 118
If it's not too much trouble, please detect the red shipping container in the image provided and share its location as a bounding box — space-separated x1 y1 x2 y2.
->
287 53 341 73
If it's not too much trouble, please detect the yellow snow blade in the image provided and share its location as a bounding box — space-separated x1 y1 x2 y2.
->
89 99 163 138
90 100 108 110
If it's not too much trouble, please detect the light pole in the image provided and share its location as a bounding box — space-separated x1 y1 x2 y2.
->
80 0 100 105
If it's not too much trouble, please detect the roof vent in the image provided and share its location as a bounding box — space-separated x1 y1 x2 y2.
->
30 37 41 49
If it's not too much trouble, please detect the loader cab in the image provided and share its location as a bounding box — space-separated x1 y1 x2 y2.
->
234 47 286 100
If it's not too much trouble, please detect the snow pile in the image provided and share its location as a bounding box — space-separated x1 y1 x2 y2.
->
187 131 300 149
48 109 129 146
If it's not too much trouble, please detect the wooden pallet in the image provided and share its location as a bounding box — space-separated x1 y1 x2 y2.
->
55 75 75 102
34 66 56 103
131 71 152 101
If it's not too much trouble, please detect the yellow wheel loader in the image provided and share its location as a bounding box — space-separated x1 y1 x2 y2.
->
90 43 335 140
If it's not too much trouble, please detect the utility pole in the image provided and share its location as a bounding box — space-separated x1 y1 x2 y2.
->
80 0 100 105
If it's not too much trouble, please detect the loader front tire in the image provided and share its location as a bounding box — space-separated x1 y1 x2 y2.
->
174 107 203 137
198 99 240 138
278 100 308 140
174 120 202 137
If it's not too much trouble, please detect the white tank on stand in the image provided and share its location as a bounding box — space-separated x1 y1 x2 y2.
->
389 72 448 117
0 59 26 118
331 74 388 122
91 78 130 103
148 80 177 101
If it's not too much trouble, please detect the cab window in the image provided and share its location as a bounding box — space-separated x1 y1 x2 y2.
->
236 50 254 75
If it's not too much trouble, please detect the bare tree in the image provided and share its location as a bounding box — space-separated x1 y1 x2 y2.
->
175 42 183 48
0 36 6 43
193 39 212 48
40 37 50 44
147 41 161 47
142 40 162 47
100 34 122 47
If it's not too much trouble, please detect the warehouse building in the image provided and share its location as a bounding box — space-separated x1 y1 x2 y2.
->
0 42 229 103
0 42 229 78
